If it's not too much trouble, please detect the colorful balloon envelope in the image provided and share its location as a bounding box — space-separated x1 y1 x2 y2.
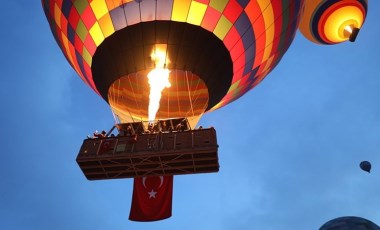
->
42 0 368 125
42 0 305 126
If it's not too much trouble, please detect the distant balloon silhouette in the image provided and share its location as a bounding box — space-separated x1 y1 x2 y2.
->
320 216 380 230
360 161 372 173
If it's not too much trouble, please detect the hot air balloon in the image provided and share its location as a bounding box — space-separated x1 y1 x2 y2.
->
299 0 368 44
360 160 372 173
320 216 380 230
41 0 368 179
42 0 307 179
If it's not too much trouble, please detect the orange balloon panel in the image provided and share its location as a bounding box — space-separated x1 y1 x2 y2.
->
109 70 208 124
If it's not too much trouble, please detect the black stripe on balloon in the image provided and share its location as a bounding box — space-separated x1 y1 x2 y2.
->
311 0 341 45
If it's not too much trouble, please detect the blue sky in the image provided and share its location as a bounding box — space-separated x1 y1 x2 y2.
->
1 1 380 229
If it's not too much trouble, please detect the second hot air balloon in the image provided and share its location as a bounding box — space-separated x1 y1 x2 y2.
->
360 161 372 173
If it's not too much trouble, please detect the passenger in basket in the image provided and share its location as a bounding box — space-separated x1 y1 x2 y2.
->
94 130 106 138
147 123 153 133
126 125 133 136
176 120 186 131
153 122 160 133
161 121 168 132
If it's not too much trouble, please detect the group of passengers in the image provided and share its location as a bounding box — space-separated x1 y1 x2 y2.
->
146 120 187 134
87 130 107 139
88 119 194 139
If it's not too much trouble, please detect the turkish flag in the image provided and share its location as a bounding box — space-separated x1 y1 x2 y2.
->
129 175 173 221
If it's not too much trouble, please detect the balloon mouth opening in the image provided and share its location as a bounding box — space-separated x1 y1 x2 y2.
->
343 25 360 42
108 70 209 125
343 25 353 36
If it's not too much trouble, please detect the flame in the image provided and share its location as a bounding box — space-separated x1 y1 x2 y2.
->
344 25 353 34
147 46 171 122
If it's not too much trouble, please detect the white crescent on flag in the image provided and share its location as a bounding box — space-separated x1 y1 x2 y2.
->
142 176 164 188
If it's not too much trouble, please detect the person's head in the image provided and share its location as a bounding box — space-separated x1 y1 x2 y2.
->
101 130 106 135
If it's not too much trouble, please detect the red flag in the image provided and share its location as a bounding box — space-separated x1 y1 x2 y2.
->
129 175 173 221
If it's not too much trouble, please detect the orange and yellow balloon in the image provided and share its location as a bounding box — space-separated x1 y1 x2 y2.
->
299 0 368 44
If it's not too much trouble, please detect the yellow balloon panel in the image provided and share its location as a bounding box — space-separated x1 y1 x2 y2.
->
187 1 207 26
171 0 192 22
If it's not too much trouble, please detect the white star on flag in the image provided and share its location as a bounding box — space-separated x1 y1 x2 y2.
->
148 189 157 198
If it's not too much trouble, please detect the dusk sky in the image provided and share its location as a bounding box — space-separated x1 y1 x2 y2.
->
1 1 380 229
